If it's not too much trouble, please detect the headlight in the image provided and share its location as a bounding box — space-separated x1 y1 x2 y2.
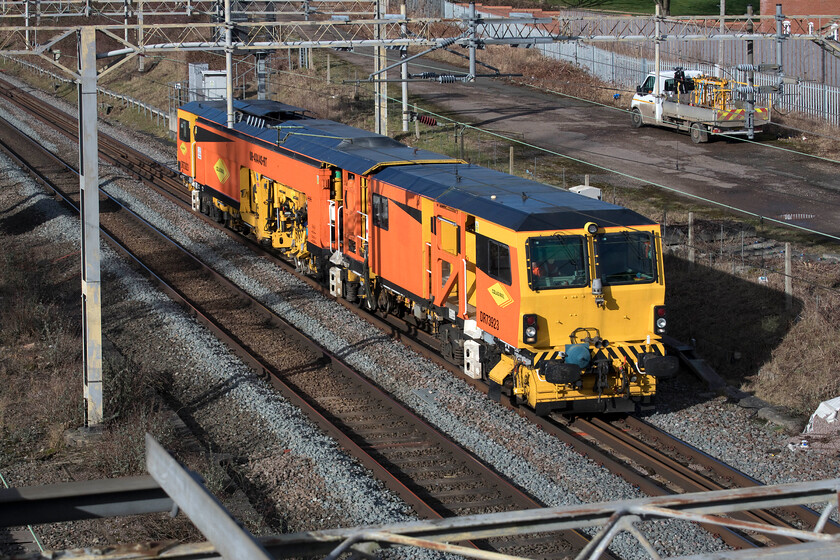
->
522 314 538 344
653 305 667 334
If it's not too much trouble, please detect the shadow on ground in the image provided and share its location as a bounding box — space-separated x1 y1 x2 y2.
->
651 253 802 413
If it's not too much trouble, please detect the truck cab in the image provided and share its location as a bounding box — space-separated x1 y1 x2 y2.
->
631 69 703 126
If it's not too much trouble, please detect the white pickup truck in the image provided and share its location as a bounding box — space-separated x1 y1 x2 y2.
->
630 69 770 143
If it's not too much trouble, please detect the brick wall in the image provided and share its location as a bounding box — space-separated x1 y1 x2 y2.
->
760 1 835 16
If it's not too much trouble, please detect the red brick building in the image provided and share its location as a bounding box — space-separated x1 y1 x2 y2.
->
758 1 838 34
760 1 836 16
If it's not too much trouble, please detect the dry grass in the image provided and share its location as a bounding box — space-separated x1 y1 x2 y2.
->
0 237 180 472
662 219 840 415
743 265 840 414
424 42 623 107
767 113 840 161
0 242 83 460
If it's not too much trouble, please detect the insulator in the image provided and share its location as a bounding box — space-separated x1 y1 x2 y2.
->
437 75 457 83
418 115 437 127
736 64 757 72
439 36 459 48
412 72 437 79
735 86 757 94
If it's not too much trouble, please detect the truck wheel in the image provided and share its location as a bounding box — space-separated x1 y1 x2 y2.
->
690 122 709 144
630 108 644 128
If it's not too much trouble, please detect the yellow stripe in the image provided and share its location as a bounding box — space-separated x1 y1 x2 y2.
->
363 158 465 175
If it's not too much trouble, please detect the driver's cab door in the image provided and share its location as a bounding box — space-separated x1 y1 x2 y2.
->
429 203 464 317
636 75 657 120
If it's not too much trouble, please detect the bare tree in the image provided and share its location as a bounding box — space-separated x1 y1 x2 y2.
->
653 0 671 16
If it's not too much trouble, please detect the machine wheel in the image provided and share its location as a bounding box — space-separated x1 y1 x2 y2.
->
690 122 709 144
439 325 462 365
376 290 393 316
356 283 377 312
630 108 644 128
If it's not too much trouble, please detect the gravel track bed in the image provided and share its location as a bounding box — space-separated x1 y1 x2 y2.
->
0 158 421 538
2 76 837 557
647 377 840 500
85 126 728 559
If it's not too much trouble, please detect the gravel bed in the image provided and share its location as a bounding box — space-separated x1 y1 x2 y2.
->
2 76 837 558
88 128 730 558
648 376 840 490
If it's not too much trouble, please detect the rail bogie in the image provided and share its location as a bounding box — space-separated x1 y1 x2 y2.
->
176 100 677 415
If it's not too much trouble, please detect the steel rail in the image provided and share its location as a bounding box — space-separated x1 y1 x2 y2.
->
575 417 795 547
623 416 840 536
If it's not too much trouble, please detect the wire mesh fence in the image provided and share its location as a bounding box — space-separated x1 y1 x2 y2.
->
445 2 840 126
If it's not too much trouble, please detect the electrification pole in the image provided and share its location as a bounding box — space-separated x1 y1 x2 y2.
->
717 0 724 78
225 0 234 127
138 0 144 71
746 4 754 139
654 4 662 122
400 0 408 132
374 0 387 135
776 3 785 96
79 26 103 428
468 1 476 82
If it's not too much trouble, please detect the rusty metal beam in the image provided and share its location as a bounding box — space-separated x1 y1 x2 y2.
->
0 476 171 526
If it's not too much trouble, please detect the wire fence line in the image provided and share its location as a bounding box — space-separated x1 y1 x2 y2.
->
444 2 840 126
0 55 171 125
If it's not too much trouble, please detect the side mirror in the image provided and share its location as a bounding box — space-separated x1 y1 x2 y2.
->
636 85 642 93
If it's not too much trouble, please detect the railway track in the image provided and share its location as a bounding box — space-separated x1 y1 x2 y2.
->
1 77 836 556
0 85 599 559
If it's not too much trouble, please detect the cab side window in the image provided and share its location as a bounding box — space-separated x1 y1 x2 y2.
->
476 233 512 285
179 118 191 142
641 76 656 94
372 193 389 230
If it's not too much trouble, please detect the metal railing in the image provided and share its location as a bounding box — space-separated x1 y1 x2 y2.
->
1 434 839 559
0 54 170 125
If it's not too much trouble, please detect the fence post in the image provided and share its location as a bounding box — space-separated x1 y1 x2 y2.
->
509 146 514 175
785 242 792 311
688 212 695 265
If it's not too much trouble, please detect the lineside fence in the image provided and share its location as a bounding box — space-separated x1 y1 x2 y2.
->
445 2 840 126
0 55 170 126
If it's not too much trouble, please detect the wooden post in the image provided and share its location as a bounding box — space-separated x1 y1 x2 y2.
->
688 212 695 265
326 54 331 84
785 242 792 311
509 146 514 175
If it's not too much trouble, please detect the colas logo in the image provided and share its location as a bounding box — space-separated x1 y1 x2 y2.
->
214 158 230 183
488 282 513 308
